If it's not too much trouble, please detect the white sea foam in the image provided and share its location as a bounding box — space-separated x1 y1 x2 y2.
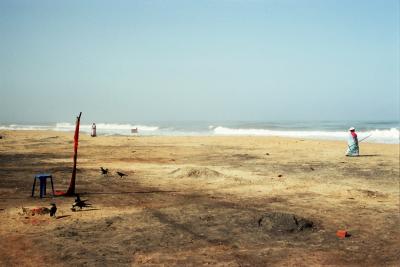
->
54 123 159 132
0 124 49 131
0 123 159 135
1 122 398 143
213 126 399 144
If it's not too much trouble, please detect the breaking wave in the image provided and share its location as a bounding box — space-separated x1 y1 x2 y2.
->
0 123 159 135
1 122 398 143
213 126 399 144
54 123 158 132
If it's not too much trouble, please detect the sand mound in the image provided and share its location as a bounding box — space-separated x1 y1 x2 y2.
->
258 212 313 233
170 167 222 178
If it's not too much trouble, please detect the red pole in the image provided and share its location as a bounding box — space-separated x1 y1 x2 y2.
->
65 112 82 196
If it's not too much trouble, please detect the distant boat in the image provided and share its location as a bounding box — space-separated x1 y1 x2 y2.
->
131 128 138 134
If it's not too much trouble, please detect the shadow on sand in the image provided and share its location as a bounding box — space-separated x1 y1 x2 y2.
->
71 208 100 212
81 190 179 196
346 154 379 158
0 190 179 200
56 215 72 219
0 195 58 200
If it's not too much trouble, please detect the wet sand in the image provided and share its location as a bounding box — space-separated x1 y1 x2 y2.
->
0 130 399 266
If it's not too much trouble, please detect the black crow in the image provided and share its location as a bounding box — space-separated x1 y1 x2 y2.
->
50 203 57 217
116 171 127 178
71 195 92 211
100 167 109 175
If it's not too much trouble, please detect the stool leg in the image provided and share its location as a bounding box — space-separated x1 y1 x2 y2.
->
39 179 44 198
32 177 36 197
43 180 47 196
50 176 55 195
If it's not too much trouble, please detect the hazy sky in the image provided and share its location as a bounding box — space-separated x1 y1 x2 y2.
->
0 0 399 123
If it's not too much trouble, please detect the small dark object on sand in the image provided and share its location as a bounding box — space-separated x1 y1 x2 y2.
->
278 174 283 177
71 194 92 211
50 203 57 217
116 171 127 178
265 153 270 155
100 167 109 175
310 167 315 171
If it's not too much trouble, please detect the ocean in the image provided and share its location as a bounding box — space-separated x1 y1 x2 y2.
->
0 121 398 144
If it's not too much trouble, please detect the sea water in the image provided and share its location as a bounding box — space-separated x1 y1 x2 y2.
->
0 120 398 144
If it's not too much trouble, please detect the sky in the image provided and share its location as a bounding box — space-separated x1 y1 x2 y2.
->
0 0 399 123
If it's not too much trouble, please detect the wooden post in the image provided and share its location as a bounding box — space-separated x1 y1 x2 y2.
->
65 112 82 196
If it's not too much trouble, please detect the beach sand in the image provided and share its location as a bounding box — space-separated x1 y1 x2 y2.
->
0 130 399 266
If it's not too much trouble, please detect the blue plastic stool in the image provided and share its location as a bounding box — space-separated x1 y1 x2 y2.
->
31 174 55 198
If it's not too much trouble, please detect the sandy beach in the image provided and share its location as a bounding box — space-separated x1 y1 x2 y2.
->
0 130 398 266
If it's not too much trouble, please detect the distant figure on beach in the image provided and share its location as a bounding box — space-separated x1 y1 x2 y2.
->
346 127 359 156
91 123 97 137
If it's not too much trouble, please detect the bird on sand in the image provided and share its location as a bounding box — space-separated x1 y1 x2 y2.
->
71 194 92 211
100 167 109 175
50 203 57 217
116 171 127 178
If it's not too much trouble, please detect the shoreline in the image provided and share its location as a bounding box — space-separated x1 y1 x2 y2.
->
0 129 398 145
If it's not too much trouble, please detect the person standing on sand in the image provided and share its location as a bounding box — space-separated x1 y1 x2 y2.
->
91 123 97 137
346 127 359 156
